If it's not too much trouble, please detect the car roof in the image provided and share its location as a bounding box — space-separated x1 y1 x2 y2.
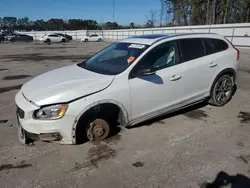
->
120 33 221 45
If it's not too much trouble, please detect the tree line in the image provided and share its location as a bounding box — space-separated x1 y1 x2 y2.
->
0 17 124 31
1 0 249 32
157 0 250 26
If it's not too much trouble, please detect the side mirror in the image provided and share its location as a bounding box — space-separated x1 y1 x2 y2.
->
137 67 156 76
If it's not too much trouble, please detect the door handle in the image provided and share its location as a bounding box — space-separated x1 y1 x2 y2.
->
170 74 182 81
209 62 218 67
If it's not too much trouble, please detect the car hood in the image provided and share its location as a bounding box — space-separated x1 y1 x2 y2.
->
21 65 115 106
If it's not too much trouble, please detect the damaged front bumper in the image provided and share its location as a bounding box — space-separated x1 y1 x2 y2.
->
26 131 62 142
15 90 76 145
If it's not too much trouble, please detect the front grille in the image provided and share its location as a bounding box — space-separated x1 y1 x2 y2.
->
17 106 25 119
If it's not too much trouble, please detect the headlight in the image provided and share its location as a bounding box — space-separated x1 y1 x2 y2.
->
34 104 68 120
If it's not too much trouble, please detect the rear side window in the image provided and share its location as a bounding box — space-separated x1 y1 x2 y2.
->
49 34 57 37
203 38 214 55
210 39 228 52
179 38 205 62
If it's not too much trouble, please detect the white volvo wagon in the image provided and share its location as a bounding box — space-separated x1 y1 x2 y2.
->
15 33 240 145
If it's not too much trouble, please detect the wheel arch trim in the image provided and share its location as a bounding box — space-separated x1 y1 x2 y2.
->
210 68 236 95
71 99 129 144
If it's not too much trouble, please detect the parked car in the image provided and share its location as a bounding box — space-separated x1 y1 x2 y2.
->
54 33 73 41
0 34 4 42
15 33 239 145
39 34 66 43
1 31 13 41
81 34 103 42
5 33 16 41
9 34 33 42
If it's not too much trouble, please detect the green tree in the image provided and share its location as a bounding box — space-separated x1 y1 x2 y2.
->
104 22 118 29
130 22 135 28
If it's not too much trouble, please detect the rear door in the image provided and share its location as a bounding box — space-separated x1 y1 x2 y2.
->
176 38 216 101
90 34 98 41
20 35 28 41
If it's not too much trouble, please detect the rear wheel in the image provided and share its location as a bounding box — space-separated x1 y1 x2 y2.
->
208 74 234 106
62 38 66 43
97 38 102 42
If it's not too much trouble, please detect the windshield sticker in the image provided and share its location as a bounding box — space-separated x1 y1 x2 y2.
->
128 44 146 49
127 56 135 64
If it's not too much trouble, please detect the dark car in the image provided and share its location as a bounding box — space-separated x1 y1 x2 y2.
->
54 33 73 41
9 34 34 42
0 32 8 42
0 34 4 42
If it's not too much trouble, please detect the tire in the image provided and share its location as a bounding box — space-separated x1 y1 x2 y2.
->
208 74 234 106
62 38 66 43
45 39 51 43
97 38 102 42
17 125 34 145
84 38 88 42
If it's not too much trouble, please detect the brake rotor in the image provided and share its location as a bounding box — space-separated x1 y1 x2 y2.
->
87 119 110 141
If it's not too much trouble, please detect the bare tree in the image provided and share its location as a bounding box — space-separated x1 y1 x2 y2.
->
160 0 165 26
146 10 158 27
206 0 210 24
223 0 230 24
212 0 217 24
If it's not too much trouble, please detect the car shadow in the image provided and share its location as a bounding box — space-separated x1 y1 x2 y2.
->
0 54 92 62
200 171 250 188
130 100 208 129
76 100 208 145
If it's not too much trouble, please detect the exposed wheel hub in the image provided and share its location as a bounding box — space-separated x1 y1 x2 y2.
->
93 125 104 137
87 119 110 141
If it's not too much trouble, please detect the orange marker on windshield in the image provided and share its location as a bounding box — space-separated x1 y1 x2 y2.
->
127 56 135 64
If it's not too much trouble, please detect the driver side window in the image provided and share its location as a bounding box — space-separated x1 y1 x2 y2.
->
139 41 179 71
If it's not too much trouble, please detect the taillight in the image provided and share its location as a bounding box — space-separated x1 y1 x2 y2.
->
225 38 240 60
234 46 240 60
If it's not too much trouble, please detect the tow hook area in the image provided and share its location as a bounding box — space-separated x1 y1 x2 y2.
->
39 133 61 141
87 119 110 141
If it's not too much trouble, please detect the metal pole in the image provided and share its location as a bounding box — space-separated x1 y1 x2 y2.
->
231 27 235 43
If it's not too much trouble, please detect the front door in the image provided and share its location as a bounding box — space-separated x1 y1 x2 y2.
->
129 40 184 123
129 38 214 124
88 35 95 41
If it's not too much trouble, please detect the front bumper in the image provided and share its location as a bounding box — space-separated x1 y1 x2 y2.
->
15 90 75 144
17 113 61 142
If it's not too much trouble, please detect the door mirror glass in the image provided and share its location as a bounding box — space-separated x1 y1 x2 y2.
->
137 67 156 76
